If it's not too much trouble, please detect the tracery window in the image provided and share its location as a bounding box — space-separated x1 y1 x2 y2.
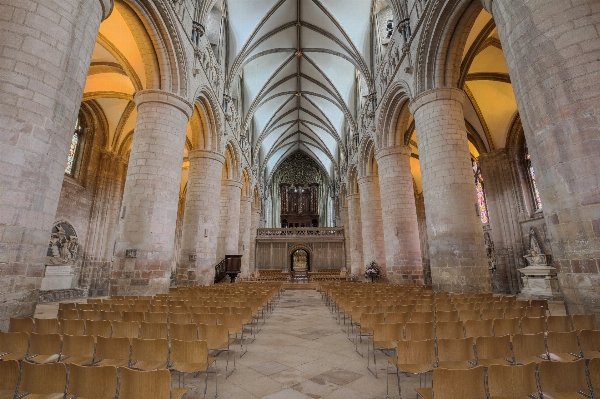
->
472 159 489 225
524 143 542 211
65 117 82 176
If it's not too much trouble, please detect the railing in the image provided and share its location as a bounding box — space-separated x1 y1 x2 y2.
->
214 258 226 284
257 228 344 237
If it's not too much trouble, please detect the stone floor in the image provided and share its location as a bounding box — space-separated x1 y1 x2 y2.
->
32 291 567 399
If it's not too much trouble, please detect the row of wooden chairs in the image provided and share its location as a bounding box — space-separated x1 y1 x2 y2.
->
411 359 600 399
53 308 256 324
0 360 196 399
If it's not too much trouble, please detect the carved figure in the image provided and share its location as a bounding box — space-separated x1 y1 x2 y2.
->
524 228 548 266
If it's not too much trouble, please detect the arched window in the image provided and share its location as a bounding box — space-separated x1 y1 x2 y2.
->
65 117 83 176
524 142 542 211
472 159 489 225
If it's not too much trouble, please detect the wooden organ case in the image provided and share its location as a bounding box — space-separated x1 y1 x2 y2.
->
280 183 319 228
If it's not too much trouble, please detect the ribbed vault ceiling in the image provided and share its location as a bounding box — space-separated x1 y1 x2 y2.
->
226 0 374 179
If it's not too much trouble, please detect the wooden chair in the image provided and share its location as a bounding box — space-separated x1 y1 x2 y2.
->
481 309 504 321
131 338 169 370
546 331 582 362
9 317 33 332
415 365 485 399
59 319 85 336
119 367 187 399
368 323 404 377
493 302 511 310
436 337 475 369
0 331 28 361
199 324 236 378
95 336 131 367
512 333 548 364
385 312 410 324
67 364 118 399
454 303 476 311
27 333 61 364
93 303 112 312
194 313 219 326
520 317 546 334
60 334 95 366
387 339 436 398
547 315 573 332
474 302 494 310
459 309 481 322
525 306 546 318
579 329 600 359
170 339 217 398
530 300 549 312
170 313 192 324
493 318 520 337
34 318 59 334
475 335 513 366
405 322 434 341
170 323 198 342
145 312 168 324
111 304 130 313
80 310 101 321
85 320 112 340
435 321 464 339
77 304 94 311
17 361 67 399
572 314 597 331
0 360 19 399
58 309 80 320
112 321 140 340
487 362 538 399
464 319 493 338
218 313 246 355
141 322 169 340
100 311 122 322
589 358 600 392
538 359 591 398
504 307 526 319
58 303 77 311
123 311 145 324
512 301 528 309
435 311 459 322
411 311 435 323
435 303 456 312
130 305 150 313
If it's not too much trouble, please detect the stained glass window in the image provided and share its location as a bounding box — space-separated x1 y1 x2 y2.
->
524 143 542 211
472 159 489 224
65 117 81 175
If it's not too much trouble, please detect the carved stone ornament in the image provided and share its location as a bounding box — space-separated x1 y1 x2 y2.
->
519 227 562 300
46 222 78 265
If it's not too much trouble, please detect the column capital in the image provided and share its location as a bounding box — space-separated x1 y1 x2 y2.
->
409 87 466 115
134 89 193 119
99 0 115 21
375 145 412 161
222 179 243 189
188 149 225 164
357 175 377 185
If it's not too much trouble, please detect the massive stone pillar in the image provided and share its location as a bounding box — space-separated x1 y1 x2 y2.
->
217 180 242 260
0 0 113 328
111 90 192 295
482 0 600 316
347 194 364 277
376 146 424 284
409 88 491 293
177 150 224 286
357 176 387 276
339 201 352 271
238 196 252 277
249 205 261 273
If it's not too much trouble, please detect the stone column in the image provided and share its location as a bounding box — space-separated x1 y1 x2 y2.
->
217 180 242 260
0 0 113 328
483 0 600 317
347 194 364 277
111 90 192 296
249 206 261 273
376 146 424 284
409 88 491 293
339 202 352 271
177 150 224 286
357 176 387 276
238 196 252 277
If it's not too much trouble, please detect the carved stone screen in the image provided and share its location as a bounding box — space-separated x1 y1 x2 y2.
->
280 183 319 227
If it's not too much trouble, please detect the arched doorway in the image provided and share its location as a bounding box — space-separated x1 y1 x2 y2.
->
291 249 310 272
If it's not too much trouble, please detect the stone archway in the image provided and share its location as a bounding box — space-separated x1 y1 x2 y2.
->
288 244 312 272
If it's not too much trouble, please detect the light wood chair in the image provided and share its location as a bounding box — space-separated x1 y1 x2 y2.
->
387 339 436 399
512 333 548 364
170 323 198 342
385 312 410 324
458 309 481 322
93 304 112 312
111 304 130 313
59 319 85 336
435 321 464 339
434 303 456 312
145 312 168 324
60 334 95 366
0 360 19 399
436 337 475 369
119 367 186 399
67 364 118 399
405 322 434 341
170 339 217 398
579 329 600 359
547 331 583 362
149 305 169 313
539 359 591 398
199 324 236 378
131 338 169 370
95 336 131 367
481 309 504 321
77 304 94 311
33 318 59 334
123 311 145 324
58 303 77 311
415 366 485 399
465 319 493 338
411 312 435 323
58 309 80 320
530 300 549 313
487 362 538 399
368 323 403 377
218 313 246 355
27 332 61 364
130 305 150 313
170 313 193 324
17 361 67 399
85 320 112 340
99 311 122 322
525 306 546 318
454 303 476 311
141 322 168 340
493 318 520 337
80 310 101 321
572 314 597 331
9 317 33 333
547 315 573 332
435 311 459 322
504 307 527 319
589 358 600 392
475 335 513 366
520 317 546 334
194 313 219 326
112 321 140 340
0 331 28 361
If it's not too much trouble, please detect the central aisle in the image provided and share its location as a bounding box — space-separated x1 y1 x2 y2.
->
190 289 402 398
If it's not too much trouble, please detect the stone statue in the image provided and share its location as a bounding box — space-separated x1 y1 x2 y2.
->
524 228 548 266
46 222 79 265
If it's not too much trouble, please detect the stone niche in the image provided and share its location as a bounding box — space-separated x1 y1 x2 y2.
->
40 222 80 294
